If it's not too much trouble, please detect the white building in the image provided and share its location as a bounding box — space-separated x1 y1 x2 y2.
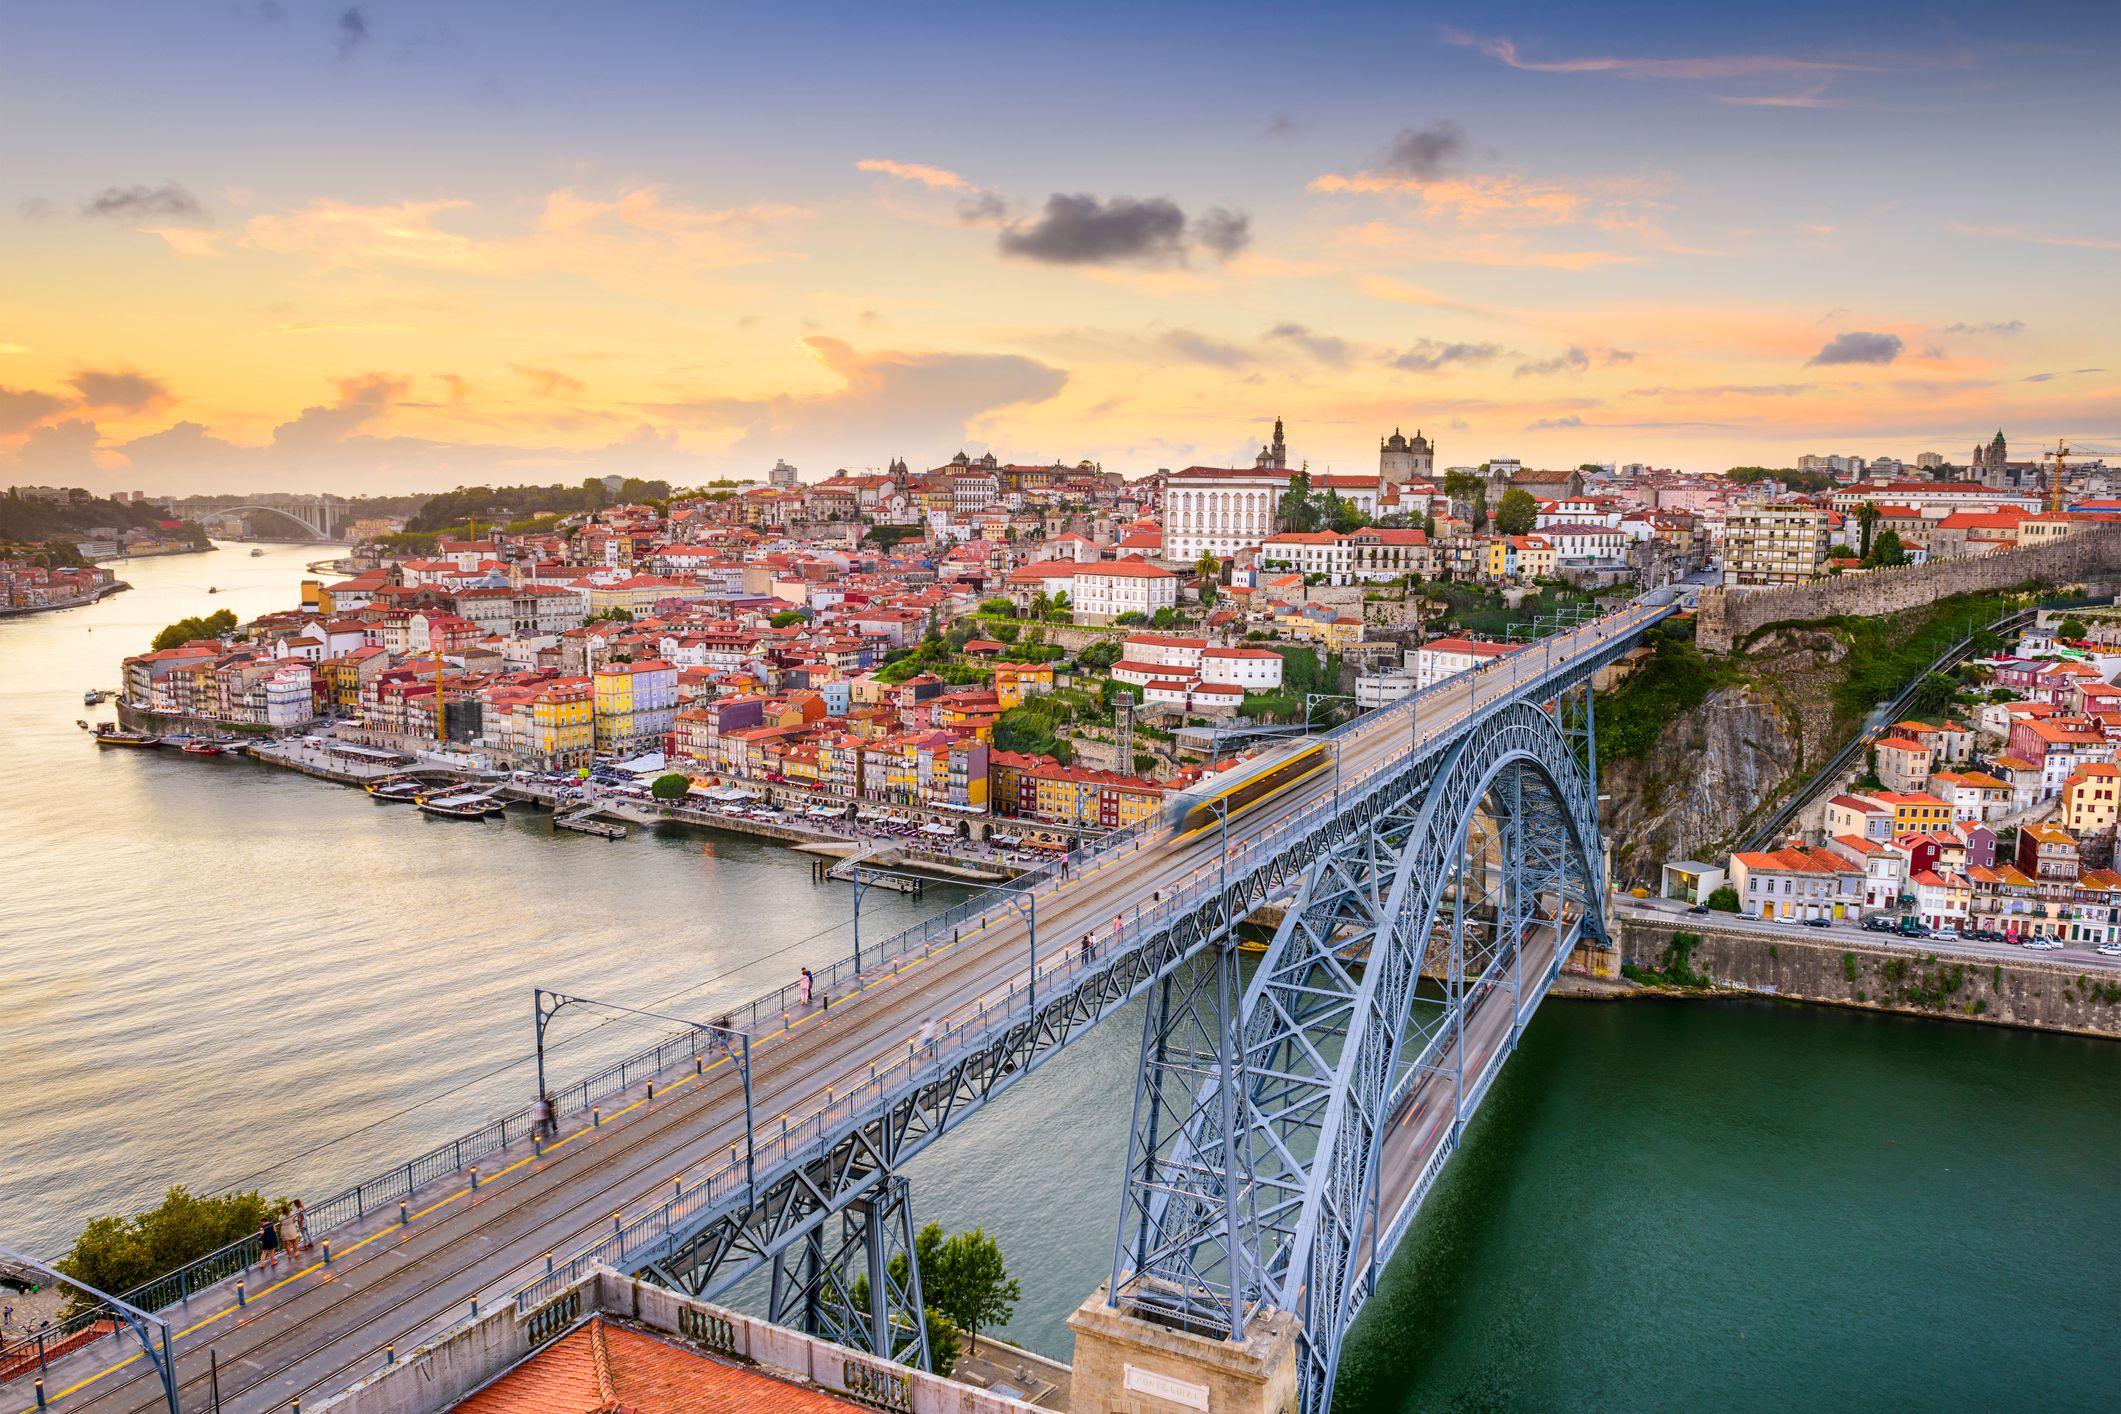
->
1410 636 1527 688
1072 559 1178 624
1165 467 1286 563
769 458 799 488
1260 530 1349 584
1199 646 1284 691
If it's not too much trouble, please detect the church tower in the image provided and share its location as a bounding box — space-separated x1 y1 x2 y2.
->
1253 416 1289 471
1381 427 1435 484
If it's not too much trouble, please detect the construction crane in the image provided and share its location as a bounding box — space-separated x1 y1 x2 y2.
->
2047 438 2073 515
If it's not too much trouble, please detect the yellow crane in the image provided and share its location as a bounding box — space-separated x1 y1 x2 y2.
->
2047 438 2072 515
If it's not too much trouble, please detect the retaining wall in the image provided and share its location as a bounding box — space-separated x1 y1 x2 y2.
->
1696 528 2121 651
1617 915 2121 1038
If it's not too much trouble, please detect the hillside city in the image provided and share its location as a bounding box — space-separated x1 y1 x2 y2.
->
6 420 2109 920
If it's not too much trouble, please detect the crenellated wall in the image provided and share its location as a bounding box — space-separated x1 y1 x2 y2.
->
1696 528 2121 651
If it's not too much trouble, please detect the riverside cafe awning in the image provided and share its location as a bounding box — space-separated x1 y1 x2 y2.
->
701 784 757 803
920 822 956 837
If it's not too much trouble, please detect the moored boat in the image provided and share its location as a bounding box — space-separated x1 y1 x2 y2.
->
367 779 427 802
95 728 161 748
417 791 504 820
181 741 227 756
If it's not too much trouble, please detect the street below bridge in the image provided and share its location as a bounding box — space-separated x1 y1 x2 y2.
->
23 602 1665 1414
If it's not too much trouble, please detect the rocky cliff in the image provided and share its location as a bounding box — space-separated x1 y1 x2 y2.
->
1599 627 1845 883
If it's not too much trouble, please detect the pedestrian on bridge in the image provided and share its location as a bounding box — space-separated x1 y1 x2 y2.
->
1081 933 1095 963
259 1213 282 1271
535 1093 556 1139
279 1205 302 1258
292 1198 310 1253
799 967 814 1009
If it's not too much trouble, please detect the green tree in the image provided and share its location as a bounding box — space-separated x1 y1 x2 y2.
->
2059 615 2088 641
978 597 1015 616
1705 885 1741 913
1277 472 1320 533
926 1227 1021 1356
1855 502 1882 559
1865 528 1910 567
1048 589 1072 620
1910 672 1957 719
150 608 238 651
649 773 691 801
1494 487 1539 537
1194 551 1222 582
769 609 807 628
59 1187 277 1307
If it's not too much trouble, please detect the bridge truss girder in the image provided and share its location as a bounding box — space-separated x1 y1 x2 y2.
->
1109 691 1606 1414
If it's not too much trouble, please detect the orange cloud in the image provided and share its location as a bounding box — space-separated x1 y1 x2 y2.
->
856 159 971 190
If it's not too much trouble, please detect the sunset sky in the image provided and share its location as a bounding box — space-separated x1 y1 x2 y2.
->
3 0 2117 495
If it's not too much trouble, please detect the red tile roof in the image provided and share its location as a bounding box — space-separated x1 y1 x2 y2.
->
453 1316 858 1414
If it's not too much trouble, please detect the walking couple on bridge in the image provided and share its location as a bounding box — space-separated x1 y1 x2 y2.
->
257 1199 309 1271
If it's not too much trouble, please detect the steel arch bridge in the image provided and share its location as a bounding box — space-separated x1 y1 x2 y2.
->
221 499 343 539
507 606 1664 1414
1109 691 1604 1414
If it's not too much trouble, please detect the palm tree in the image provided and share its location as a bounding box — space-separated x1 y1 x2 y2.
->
1855 503 1881 559
1195 551 1222 582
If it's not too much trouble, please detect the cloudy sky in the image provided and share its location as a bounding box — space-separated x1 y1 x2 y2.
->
3 0 2117 494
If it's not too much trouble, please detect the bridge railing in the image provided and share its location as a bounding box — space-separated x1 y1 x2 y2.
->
85 608 1661 1333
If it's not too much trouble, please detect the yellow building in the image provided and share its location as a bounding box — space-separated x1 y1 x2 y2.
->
994 662 1055 711
531 678 594 768
1878 790 1952 835
2061 764 2121 836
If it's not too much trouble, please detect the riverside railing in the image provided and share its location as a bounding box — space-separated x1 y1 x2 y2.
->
59 606 1660 1350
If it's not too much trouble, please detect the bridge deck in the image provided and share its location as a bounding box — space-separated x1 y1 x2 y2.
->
21 606 1663 1414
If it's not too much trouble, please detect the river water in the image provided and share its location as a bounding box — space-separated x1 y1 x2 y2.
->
5 546 2116 1409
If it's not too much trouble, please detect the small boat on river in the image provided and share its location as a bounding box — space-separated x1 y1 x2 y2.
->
95 728 161 748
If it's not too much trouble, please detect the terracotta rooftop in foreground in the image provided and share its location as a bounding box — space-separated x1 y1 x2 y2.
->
453 1316 857 1414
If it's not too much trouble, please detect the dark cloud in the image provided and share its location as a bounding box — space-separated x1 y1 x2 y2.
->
1380 120 1468 178
1263 322 1352 367
1194 207 1252 259
1807 330 1902 366
1391 339 1504 372
2021 368 2104 382
1527 415 1583 430
1161 330 1254 368
1448 417 1470 430
333 5 370 59
1000 194 1186 265
79 184 206 222
1265 113 1300 138
1514 345 1591 377
0 384 69 433
957 189 1009 225
71 369 169 409
1943 320 2025 336
1603 348 1637 364
254 1 286 21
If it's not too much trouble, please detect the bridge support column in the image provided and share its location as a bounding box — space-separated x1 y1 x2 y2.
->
765 1174 931 1370
1068 1284 1299 1414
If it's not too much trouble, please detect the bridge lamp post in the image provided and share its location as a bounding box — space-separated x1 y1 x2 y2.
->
532 989 757 1196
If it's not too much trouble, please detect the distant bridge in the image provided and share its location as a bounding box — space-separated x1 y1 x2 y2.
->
221 498 345 541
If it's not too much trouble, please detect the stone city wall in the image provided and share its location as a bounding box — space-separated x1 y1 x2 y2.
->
1695 527 2121 652
1617 915 2121 1038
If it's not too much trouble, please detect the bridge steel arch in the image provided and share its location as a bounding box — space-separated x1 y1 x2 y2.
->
221 502 338 539
1111 691 1606 1414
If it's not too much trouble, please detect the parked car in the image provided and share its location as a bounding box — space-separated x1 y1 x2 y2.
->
2097 944 2121 958
1932 928 1962 942
1686 904 1709 915
1804 917 1833 928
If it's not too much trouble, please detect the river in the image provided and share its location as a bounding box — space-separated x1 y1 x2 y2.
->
4 546 2116 1410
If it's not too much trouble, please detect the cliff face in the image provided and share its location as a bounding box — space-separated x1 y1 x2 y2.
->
1599 629 1844 883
